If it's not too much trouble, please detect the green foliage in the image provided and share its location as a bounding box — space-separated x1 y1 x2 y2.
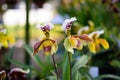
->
62 52 70 80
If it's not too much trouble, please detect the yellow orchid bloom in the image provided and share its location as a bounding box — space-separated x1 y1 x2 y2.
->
88 30 109 53
33 39 58 56
64 34 92 54
62 17 93 54
33 23 58 56
0 29 15 49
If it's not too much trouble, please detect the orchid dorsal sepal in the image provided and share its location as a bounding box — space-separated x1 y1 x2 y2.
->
89 30 104 39
62 17 77 31
36 23 54 32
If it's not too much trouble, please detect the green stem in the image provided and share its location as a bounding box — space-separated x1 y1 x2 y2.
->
52 54 58 80
68 52 72 80
25 0 30 65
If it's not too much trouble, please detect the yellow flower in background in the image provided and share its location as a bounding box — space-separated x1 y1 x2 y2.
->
88 30 109 53
33 23 58 56
64 34 92 54
0 29 15 49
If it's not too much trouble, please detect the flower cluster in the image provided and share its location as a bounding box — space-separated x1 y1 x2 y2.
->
62 17 109 54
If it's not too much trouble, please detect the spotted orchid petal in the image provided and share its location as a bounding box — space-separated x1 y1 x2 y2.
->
62 17 77 31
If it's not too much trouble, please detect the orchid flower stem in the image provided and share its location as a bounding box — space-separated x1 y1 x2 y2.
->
68 52 72 80
52 54 58 80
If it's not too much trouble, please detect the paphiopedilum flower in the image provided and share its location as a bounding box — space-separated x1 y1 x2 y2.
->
62 17 77 35
8 68 30 80
33 23 58 56
33 39 58 55
0 28 15 49
62 17 92 54
88 30 109 53
64 34 93 54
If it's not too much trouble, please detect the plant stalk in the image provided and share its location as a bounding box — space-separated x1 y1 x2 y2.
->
52 54 58 80
68 52 72 80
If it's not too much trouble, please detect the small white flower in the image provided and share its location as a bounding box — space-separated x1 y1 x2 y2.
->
62 17 77 30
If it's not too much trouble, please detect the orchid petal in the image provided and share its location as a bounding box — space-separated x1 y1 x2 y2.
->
98 38 109 49
33 41 42 55
88 42 96 53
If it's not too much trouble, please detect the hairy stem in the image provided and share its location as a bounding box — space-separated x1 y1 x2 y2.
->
52 54 58 80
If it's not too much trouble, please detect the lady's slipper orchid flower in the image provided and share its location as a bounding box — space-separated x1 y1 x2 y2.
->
88 30 109 53
62 17 92 54
8 68 30 80
33 23 58 56
0 29 15 49
62 17 77 35
64 34 93 54
33 39 58 55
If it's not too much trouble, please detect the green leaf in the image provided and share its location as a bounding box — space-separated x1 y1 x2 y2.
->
75 71 81 80
24 44 44 69
62 52 70 80
72 55 88 77
9 59 33 69
110 59 120 68
95 74 120 80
